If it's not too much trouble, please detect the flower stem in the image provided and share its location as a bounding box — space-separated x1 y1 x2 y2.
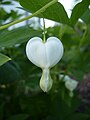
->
43 18 46 42
0 0 58 30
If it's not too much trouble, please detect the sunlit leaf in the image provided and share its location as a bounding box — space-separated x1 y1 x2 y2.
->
70 0 90 26
0 53 11 66
19 0 69 25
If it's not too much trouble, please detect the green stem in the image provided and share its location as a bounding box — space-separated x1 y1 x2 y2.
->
0 0 58 30
43 18 46 42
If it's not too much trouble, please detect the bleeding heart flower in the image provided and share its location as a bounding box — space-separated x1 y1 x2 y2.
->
59 74 78 97
26 37 64 92
65 79 78 97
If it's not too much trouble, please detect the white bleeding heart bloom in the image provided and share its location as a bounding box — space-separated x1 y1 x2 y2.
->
26 37 63 68
65 79 78 97
65 79 78 91
26 37 64 92
59 74 78 97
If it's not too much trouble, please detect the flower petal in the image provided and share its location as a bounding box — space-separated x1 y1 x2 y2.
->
65 79 78 91
45 37 64 68
40 68 53 92
26 37 47 68
26 37 64 68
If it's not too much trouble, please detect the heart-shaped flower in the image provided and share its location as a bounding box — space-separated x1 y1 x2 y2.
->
59 74 78 97
65 79 78 97
26 37 64 92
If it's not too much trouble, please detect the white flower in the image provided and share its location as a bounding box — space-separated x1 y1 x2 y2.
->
59 74 71 81
59 74 78 97
65 79 78 91
65 78 78 97
26 37 64 92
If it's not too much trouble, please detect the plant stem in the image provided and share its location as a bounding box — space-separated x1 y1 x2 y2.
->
0 0 58 30
43 18 46 42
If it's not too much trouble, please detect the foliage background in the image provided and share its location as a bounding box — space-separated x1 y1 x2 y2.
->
0 0 90 120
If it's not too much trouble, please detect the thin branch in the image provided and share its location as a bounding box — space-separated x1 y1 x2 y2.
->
0 0 58 30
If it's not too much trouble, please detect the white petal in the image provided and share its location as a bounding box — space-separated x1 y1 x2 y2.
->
59 74 71 81
26 37 64 68
26 37 47 68
65 79 78 91
45 37 64 68
40 68 53 92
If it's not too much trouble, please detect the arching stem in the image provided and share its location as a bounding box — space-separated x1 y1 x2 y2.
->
0 0 58 30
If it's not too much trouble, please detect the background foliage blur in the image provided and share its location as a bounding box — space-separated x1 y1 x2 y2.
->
0 0 90 120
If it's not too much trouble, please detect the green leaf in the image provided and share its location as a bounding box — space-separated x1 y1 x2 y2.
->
19 0 69 25
70 0 90 26
0 53 11 66
7 114 29 120
81 8 90 24
67 113 89 120
0 103 4 119
0 26 42 47
81 23 90 46
1 1 12 5
0 61 21 84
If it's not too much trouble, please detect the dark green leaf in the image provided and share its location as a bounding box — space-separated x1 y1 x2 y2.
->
0 61 21 84
1 1 12 5
81 8 90 24
70 0 90 26
81 23 90 46
0 26 42 47
0 103 4 119
0 53 11 66
7 114 29 120
66 113 89 120
0 8 10 21
19 0 69 25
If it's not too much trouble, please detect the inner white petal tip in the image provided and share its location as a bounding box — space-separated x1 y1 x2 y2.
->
40 68 53 92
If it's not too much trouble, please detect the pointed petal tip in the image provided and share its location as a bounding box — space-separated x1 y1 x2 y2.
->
39 68 53 92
